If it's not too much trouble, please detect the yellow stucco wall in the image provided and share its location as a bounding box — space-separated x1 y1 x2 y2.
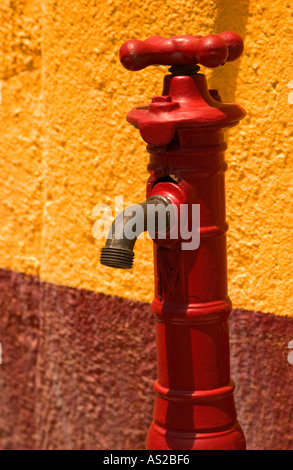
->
0 0 292 316
1 0 43 276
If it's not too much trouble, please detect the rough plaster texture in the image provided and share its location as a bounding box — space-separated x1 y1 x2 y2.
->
0 0 292 316
1 0 293 452
0 269 292 450
0 0 43 276
0 269 40 450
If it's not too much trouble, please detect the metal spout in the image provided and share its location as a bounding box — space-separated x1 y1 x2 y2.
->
100 195 172 269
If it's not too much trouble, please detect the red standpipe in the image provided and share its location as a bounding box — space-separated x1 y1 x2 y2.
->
102 33 246 450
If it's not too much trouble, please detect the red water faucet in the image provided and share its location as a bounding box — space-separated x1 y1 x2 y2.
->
101 32 246 450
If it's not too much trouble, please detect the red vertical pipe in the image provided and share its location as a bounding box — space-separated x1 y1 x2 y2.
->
119 35 247 447
146 125 246 450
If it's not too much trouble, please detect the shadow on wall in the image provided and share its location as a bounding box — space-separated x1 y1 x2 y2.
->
210 0 250 108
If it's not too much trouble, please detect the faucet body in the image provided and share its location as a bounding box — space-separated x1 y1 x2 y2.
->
101 33 246 450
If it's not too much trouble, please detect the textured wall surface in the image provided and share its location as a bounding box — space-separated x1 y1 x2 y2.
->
0 0 292 314
1 269 292 450
0 0 292 451
0 0 42 276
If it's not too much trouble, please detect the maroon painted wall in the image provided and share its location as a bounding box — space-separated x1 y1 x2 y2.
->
0 269 292 450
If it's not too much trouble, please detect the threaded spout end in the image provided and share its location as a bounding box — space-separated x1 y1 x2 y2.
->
100 247 135 270
99 194 172 270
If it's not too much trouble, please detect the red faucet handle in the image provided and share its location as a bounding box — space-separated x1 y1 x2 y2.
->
119 32 244 71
